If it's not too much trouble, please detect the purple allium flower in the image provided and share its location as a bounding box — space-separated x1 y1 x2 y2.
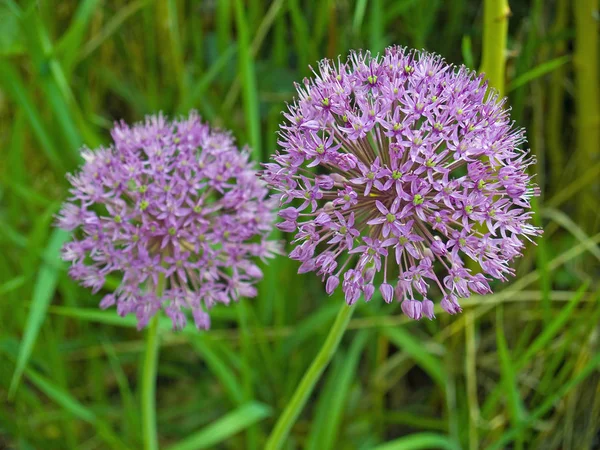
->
262 46 541 319
57 112 279 330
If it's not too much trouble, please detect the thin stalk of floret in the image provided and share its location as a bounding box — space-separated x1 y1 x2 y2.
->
355 135 379 164
334 255 356 277
412 220 453 273
331 127 368 161
383 253 390 283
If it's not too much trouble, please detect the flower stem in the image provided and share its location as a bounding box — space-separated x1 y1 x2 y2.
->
265 303 355 450
480 0 510 96
141 276 165 450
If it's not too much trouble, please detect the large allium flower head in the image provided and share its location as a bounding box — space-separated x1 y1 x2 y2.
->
58 112 279 330
262 46 541 319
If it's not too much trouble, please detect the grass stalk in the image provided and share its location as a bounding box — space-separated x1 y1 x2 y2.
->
265 303 355 450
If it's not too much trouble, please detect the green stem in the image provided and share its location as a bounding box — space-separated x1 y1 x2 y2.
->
479 0 510 96
573 0 600 229
141 276 165 450
547 0 568 185
236 300 260 449
265 303 355 450
233 0 262 160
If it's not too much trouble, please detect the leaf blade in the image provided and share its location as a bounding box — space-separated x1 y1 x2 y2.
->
9 228 69 397
382 326 446 389
372 432 462 450
166 402 272 450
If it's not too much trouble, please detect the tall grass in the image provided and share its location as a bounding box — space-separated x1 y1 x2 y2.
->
1 1 599 449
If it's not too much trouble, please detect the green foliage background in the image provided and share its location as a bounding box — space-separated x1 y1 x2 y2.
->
1 0 599 449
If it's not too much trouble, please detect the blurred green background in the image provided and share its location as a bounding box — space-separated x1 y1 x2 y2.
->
1 0 599 449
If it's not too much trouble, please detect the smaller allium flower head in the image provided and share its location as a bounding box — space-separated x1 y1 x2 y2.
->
58 112 279 330
262 46 541 319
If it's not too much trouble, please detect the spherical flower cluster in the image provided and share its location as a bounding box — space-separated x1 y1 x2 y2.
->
58 112 278 330
263 46 541 319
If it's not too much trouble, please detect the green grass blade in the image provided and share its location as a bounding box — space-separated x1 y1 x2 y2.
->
0 1 23 56
352 0 368 35
305 353 345 449
166 402 272 450
383 412 447 431
495 306 526 437
318 331 369 450
369 0 385 53
532 197 551 324
23 367 131 450
515 282 589 370
166 0 185 100
8 228 69 397
372 432 462 450
481 282 591 418
279 301 339 357
547 162 600 209
177 44 237 113
386 0 419 20
216 0 232 53
507 55 571 92
19 8 84 151
188 336 245 405
50 306 139 327
288 0 313 68
233 0 261 160
97 66 149 115
0 276 27 296
55 0 101 72
0 62 63 171
382 326 446 389
544 208 600 263
77 0 147 63
234 300 260 449
266 304 355 450
49 306 201 334
461 35 474 68
488 344 600 450
103 341 139 443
